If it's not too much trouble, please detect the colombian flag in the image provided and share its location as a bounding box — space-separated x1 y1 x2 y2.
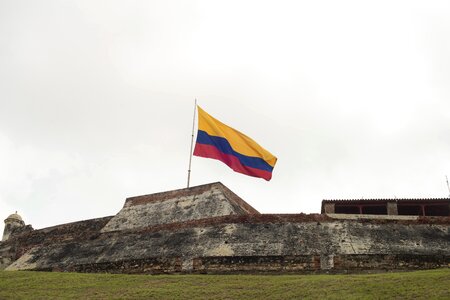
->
193 106 277 181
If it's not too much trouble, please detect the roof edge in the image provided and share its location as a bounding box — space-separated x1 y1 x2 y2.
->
323 198 450 203
123 182 259 214
216 183 260 214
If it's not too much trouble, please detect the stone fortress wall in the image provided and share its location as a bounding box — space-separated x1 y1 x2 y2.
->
1 182 449 274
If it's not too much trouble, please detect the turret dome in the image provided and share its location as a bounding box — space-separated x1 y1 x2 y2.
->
6 213 22 222
3 212 26 241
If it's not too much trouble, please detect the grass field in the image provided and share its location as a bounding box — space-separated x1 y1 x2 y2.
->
0 269 449 299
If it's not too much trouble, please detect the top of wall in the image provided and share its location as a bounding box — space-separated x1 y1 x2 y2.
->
101 182 259 233
322 198 450 204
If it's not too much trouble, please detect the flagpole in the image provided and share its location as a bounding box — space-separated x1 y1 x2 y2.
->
187 99 197 188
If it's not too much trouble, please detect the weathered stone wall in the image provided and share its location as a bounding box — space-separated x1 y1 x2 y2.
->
193 256 321 274
101 182 259 233
1 183 449 274
0 243 14 270
333 254 449 271
193 254 450 274
0 216 112 269
5 216 449 273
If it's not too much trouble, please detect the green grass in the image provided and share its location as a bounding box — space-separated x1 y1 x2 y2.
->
0 269 449 299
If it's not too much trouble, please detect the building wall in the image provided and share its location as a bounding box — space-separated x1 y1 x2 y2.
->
322 199 450 216
3 215 449 273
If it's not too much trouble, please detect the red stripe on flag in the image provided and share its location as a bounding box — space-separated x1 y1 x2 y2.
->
193 143 273 181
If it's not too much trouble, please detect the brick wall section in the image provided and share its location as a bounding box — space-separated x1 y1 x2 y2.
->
193 256 321 274
26 254 450 274
333 254 450 272
66 257 183 274
191 254 450 274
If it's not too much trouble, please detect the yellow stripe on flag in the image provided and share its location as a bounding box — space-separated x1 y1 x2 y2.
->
197 106 277 167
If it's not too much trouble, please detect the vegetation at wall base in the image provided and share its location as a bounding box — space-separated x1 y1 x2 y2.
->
0 268 449 299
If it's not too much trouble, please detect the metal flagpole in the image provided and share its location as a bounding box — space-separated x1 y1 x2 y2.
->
187 99 197 188
446 175 450 198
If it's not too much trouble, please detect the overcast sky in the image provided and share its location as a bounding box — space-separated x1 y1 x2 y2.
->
1 0 450 233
